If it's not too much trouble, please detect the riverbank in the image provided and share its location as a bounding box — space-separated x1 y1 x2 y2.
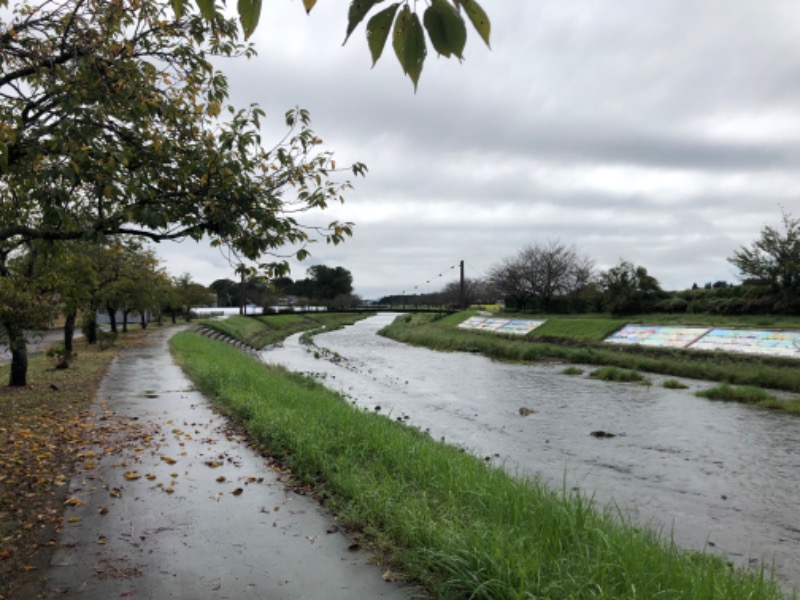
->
378 312 800 409
172 330 790 599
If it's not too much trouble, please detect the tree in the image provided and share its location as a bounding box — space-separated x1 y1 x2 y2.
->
173 273 215 320
489 241 595 311
210 279 241 308
599 260 663 316
307 265 354 300
0 245 60 384
728 210 800 312
1 0 364 385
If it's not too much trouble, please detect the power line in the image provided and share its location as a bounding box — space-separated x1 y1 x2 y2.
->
392 263 459 297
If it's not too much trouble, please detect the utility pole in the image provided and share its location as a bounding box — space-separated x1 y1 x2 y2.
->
459 260 466 310
239 271 246 315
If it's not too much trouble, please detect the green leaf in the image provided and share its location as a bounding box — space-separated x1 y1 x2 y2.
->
461 0 491 47
0 142 8 174
344 0 385 44
238 0 262 40
194 0 216 21
366 3 400 65
423 0 467 59
393 6 426 90
171 0 189 19
302 0 317 13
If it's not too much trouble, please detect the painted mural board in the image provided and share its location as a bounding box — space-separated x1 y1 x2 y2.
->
605 325 710 348
496 320 544 335
690 329 800 358
457 317 544 335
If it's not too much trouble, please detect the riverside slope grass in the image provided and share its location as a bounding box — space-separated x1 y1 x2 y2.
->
200 312 371 349
171 332 787 599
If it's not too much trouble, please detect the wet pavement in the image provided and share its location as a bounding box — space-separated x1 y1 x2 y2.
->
47 327 416 599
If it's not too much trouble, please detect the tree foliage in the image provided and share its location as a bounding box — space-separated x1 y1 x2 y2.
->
728 210 800 311
489 241 595 311
1 0 365 385
599 260 663 316
179 0 492 91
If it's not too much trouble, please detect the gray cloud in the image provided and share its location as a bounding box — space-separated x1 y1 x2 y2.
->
159 1 800 299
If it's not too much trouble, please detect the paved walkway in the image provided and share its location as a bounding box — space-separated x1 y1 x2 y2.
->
47 327 417 599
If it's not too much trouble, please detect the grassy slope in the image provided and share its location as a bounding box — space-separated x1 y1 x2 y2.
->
200 312 372 349
171 332 788 600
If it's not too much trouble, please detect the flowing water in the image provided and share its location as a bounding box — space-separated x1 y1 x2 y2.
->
261 314 800 590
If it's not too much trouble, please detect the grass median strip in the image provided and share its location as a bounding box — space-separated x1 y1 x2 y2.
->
170 331 787 599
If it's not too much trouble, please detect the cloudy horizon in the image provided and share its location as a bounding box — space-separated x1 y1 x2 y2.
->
154 1 800 300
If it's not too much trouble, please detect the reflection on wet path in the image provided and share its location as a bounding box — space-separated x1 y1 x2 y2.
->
261 314 800 591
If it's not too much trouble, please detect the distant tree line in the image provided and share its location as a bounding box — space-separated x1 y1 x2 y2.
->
211 265 361 311
381 211 800 317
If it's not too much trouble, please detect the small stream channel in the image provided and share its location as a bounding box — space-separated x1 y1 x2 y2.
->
261 313 800 591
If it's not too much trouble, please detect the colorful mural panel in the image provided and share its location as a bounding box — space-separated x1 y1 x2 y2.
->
457 317 544 335
605 325 710 348
690 329 800 358
496 320 545 335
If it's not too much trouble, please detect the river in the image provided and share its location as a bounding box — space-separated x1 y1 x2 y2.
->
261 313 800 591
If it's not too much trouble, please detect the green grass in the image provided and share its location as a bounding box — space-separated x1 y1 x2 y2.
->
200 312 372 349
494 311 800 330
532 318 627 341
590 366 651 385
663 378 690 390
170 332 789 600
694 384 800 413
562 366 584 376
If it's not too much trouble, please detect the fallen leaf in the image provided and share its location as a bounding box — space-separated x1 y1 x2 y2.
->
231 487 244 496
215 476 226 483
160 456 177 465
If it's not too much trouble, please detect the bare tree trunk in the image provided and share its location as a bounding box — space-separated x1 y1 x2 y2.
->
140 312 148 329
3 321 28 387
106 305 118 333
59 310 77 368
122 309 129 333
85 313 98 345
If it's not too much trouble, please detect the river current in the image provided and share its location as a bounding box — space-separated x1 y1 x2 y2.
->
261 313 800 590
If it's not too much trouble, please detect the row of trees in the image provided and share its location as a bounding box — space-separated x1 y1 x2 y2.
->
210 265 360 310
1 236 214 371
1 0 370 386
385 211 800 316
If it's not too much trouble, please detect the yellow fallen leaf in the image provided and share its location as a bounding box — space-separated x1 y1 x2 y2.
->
67 516 81 523
145 473 156 481
123 471 140 481
64 496 84 507
215 476 226 483
164 487 174 494
231 488 244 496
160 456 177 465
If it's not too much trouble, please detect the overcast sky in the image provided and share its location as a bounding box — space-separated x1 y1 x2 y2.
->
155 1 800 300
